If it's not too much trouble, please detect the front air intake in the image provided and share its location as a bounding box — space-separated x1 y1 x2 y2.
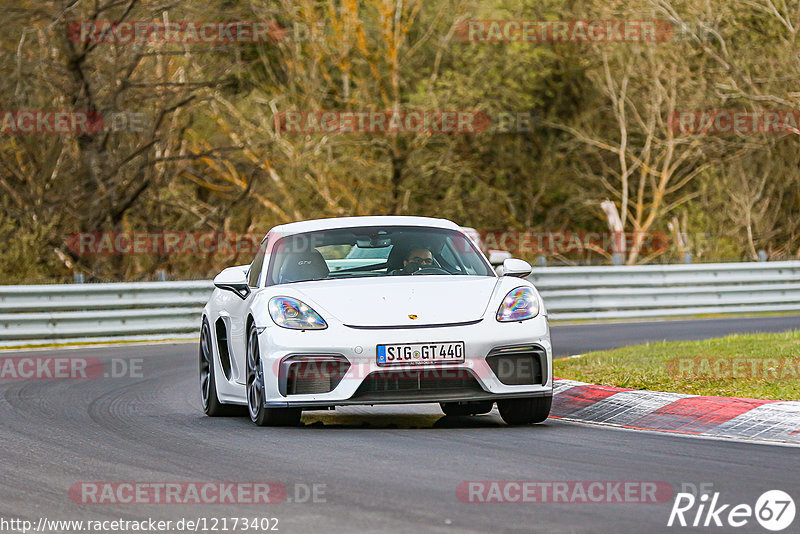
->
350 368 485 401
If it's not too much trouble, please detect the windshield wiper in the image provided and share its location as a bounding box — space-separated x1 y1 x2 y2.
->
334 262 388 273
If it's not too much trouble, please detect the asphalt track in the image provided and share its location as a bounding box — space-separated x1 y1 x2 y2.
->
1 317 799 534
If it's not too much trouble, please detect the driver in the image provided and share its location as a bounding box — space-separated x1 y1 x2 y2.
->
399 247 434 274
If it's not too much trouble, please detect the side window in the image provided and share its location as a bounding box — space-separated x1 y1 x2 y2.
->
248 238 268 287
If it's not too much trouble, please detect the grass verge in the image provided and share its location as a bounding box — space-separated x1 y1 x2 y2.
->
554 330 800 400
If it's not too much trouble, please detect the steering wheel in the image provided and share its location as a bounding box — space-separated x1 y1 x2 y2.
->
411 267 450 275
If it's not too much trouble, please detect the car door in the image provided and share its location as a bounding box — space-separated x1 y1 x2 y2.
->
227 236 268 384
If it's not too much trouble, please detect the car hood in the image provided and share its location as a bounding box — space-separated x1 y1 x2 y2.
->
292 276 501 327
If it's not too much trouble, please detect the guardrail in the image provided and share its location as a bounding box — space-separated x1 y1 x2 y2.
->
531 261 800 320
1 261 799 345
0 281 211 343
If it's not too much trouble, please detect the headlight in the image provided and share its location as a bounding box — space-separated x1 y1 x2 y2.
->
496 287 540 322
269 297 327 330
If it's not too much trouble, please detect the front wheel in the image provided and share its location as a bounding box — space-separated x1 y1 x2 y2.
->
246 324 302 427
497 396 551 425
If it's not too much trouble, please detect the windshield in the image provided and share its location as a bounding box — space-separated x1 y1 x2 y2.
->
266 226 494 285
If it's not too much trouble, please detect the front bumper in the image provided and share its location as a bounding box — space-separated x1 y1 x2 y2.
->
258 316 553 408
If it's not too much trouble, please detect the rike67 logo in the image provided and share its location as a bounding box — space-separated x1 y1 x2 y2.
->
668 488 795 531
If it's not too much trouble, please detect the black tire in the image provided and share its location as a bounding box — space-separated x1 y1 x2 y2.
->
246 323 302 427
200 318 245 417
497 396 552 425
440 401 494 416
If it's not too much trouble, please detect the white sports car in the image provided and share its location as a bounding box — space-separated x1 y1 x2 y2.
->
200 216 552 426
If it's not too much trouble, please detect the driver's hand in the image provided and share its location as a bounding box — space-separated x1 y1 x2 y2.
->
402 262 423 274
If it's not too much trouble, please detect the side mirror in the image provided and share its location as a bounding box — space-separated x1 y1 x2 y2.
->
502 258 532 278
214 266 250 299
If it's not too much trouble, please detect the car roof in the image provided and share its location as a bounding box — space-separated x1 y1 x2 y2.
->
267 216 462 238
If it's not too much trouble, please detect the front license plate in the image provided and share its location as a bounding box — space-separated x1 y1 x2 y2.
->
376 341 465 366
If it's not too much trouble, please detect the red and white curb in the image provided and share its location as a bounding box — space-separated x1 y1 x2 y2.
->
551 378 800 445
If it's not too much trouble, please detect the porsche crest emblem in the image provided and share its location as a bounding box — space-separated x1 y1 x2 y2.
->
408 314 418 320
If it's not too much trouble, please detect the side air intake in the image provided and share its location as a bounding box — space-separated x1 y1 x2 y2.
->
278 355 350 396
486 345 547 386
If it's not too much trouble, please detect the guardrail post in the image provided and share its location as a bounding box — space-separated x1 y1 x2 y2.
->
73 273 85 284
758 250 767 262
